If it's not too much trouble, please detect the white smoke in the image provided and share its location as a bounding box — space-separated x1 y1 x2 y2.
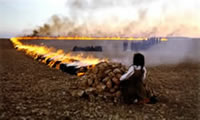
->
32 0 200 37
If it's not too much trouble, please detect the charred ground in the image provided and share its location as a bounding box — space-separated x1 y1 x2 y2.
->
0 39 199 120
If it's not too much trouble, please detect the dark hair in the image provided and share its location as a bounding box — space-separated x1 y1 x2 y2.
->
133 53 145 68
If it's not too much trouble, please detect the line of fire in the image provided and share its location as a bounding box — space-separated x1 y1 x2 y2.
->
10 37 167 76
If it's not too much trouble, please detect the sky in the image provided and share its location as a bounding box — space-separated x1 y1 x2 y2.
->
0 0 67 38
0 0 200 38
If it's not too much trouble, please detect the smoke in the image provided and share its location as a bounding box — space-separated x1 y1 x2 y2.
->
142 38 200 66
32 0 200 37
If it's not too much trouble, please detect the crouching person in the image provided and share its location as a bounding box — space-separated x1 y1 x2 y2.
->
120 53 157 104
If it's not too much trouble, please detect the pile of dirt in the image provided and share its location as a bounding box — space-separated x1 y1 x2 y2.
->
71 62 127 100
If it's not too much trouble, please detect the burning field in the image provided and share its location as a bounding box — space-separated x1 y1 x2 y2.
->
1 0 200 119
0 38 200 120
8 37 142 98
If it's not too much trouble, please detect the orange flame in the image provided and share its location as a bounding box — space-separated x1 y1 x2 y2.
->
12 36 151 41
10 37 108 68
10 36 167 75
77 72 85 77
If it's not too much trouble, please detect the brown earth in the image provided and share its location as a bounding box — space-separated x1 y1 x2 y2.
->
0 39 199 120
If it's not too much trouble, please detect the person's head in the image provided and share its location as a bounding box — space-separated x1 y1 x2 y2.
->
133 53 145 67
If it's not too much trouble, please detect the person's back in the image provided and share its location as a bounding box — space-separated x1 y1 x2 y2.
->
120 65 147 104
120 53 153 104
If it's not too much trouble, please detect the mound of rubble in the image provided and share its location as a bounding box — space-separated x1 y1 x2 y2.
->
72 62 128 100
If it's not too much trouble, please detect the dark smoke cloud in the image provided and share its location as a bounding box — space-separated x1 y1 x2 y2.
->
32 0 200 37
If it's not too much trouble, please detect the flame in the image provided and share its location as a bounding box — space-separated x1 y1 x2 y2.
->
10 36 167 75
160 38 168 41
12 36 151 41
10 37 108 68
77 72 85 77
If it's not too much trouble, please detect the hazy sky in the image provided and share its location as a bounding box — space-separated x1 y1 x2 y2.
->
0 0 67 37
0 0 200 38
